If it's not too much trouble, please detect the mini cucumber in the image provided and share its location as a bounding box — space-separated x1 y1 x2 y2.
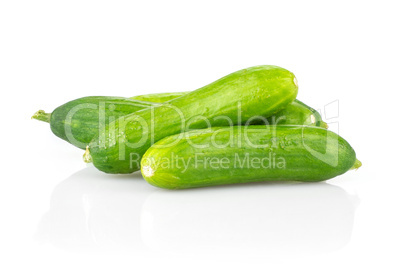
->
141 126 361 189
88 65 299 173
32 96 154 149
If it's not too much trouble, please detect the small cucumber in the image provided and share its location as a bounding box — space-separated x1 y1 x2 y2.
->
88 65 299 173
141 126 361 189
32 96 154 149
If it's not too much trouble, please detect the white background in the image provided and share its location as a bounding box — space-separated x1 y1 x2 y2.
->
1 0 401 267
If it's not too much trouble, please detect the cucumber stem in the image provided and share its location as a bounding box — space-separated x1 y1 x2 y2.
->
83 146 93 163
350 159 362 170
31 110 51 123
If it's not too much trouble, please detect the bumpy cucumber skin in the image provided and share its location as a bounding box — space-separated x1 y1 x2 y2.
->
89 65 299 174
50 96 154 149
141 126 357 189
131 92 189 103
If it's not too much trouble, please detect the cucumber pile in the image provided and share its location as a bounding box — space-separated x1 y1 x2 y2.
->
32 65 361 189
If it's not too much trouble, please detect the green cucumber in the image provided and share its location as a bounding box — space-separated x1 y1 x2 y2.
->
32 96 154 149
87 65 299 174
141 126 361 189
133 92 328 128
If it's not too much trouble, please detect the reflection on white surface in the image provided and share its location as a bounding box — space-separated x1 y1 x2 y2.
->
142 182 359 255
35 167 151 252
36 167 359 255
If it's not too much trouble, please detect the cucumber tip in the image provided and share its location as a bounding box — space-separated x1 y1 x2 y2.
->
31 110 51 123
351 159 362 170
83 146 93 163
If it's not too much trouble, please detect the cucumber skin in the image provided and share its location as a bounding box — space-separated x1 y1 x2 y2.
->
89 65 298 174
270 99 327 128
50 96 154 149
141 126 357 189
133 92 327 128
130 92 190 103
